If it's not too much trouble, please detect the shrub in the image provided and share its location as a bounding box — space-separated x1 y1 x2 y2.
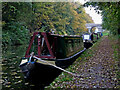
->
2 22 30 46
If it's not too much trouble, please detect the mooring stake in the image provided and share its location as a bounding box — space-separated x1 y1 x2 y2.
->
28 52 34 63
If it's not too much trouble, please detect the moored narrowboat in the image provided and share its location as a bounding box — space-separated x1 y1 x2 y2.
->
19 32 85 86
83 32 101 49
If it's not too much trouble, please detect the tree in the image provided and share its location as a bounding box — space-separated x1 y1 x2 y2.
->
2 2 94 46
84 2 120 35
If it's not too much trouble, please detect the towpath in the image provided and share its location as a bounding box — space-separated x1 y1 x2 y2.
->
47 36 119 88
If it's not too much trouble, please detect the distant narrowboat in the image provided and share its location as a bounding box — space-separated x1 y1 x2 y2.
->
83 32 101 49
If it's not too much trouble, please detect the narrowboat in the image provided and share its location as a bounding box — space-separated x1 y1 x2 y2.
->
83 33 92 49
92 32 103 42
19 32 85 86
83 32 100 49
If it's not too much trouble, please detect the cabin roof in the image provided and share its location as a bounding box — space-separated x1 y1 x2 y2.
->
51 34 81 38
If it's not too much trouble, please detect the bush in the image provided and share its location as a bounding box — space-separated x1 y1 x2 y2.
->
2 22 30 46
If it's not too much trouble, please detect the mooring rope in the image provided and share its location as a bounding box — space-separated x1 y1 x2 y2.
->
33 56 82 78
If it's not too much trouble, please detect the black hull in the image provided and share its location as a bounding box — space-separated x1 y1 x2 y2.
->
20 48 86 87
26 62 62 87
84 42 93 49
55 48 86 68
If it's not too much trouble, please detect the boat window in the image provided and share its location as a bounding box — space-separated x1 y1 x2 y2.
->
65 39 74 54
41 40 50 56
84 35 90 39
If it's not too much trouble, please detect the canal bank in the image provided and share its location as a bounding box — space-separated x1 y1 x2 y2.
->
46 35 120 88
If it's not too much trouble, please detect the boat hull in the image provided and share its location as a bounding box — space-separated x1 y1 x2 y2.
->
26 62 62 86
20 48 86 87
20 32 86 87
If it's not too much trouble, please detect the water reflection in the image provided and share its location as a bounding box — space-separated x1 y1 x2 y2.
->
2 45 36 90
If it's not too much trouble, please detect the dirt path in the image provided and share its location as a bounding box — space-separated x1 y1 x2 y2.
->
73 36 118 88
48 36 119 88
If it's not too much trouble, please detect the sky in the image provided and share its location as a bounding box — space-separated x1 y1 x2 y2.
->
84 7 102 24
79 0 102 24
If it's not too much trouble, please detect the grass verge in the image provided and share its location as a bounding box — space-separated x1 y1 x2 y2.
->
108 34 120 88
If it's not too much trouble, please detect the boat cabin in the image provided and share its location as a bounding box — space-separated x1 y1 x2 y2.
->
83 33 91 42
25 32 84 59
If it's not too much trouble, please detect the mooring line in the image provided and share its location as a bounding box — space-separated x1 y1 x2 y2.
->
33 56 83 78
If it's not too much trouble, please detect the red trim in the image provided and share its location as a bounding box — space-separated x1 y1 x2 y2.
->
41 33 54 57
25 32 39 57
25 32 55 59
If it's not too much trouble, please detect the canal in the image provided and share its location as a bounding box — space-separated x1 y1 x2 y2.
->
2 45 37 90
2 45 63 90
1 44 84 89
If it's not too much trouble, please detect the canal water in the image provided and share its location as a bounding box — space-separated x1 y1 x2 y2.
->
2 45 37 90
1 45 83 89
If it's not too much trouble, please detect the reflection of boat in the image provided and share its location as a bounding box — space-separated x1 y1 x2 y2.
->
19 32 85 86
